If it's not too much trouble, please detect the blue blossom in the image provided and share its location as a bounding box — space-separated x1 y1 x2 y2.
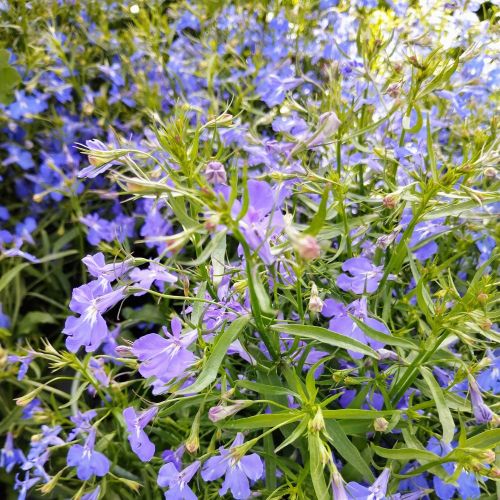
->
63 279 125 352
0 432 25 473
123 406 158 462
67 428 110 480
158 460 200 500
132 317 197 382
346 468 391 499
201 433 264 500
336 257 385 294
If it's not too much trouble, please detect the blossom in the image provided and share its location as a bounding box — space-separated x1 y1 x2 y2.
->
123 406 158 462
62 279 125 353
82 486 101 500
0 432 25 473
336 257 384 294
0 303 10 329
7 352 34 380
78 139 118 178
129 262 177 296
67 428 110 480
14 472 40 500
201 433 264 499
68 410 97 441
322 298 388 359
469 377 494 424
132 317 197 382
158 460 200 500
346 468 391 499
82 252 131 282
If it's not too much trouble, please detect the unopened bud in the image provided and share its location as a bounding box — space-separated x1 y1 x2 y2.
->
204 214 220 232
480 449 496 464
205 161 227 185
373 417 389 432
115 345 134 357
477 293 488 305
308 283 324 313
296 235 321 260
383 194 398 209
386 83 401 99
484 167 496 178
480 319 492 331
208 401 249 422
308 408 325 433
490 467 500 479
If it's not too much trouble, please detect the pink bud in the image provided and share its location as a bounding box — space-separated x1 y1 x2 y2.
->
205 161 227 184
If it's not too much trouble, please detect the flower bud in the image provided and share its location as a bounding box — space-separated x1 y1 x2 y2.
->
205 161 227 185
383 194 398 209
308 408 325 433
477 292 488 305
469 376 494 424
295 235 321 260
208 401 248 422
480 449 496 464
484 167 496 178
308 283 324 313
373 417 389 432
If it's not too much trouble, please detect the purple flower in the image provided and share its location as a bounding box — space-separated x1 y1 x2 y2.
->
158 460 200 500
82 486 101 500
346 468 390 499
63 279 125 353
132 317 197 382
237 180 284 265
469 377 494 424
123 406 158 462
14 472 40 500
68 410 97 441
322 298 388 359
0 303 10 329
336 257 384 294
82 252 131 282
129 262 177 296
78 139 117 178
67 428 110 480
477 351 500 394
201 433 264 500
0 432 25 473
7 352 34 380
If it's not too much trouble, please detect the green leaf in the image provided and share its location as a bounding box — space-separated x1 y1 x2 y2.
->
324 420 374 481
305 187 329 236
465 429 500 449
372 444 439 462
420 367 455 444
275 418 309 453
18 311 56 335
323 409 399 420
223 411 304 430
236 380 301 400
0 263 30 293
272 324 378 358
176 315 250 394
308 433 330 500
350 315 417 350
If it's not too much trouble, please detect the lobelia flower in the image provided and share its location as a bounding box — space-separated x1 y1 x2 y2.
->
158 460 200 500
62 279 125 353
67 428 110 480
7 352 34 380
201 433 264 500
322 298 389 359
14 471 40 500
237 180 284 265
336 257 385 294
346 467 391 499
67 409 97 441
208 401 250 423
129 262 177 296
468 377 494 424
0 432 25 473
0 302 10 328
81 486 101 500
78 139 119 178
476 350 500 394
123 406 158 462
205 160 227 184
82 252 131 282
132 317 197 382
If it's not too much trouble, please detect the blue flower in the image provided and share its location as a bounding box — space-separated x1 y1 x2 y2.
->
67 428 110 480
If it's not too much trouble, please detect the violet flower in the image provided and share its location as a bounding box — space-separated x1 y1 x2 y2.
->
201 433 264 500
129 262 177 296
132 317 197 382
337 257 385 294
67 428 110 480
346 468 391 499
82 252 131 282
469 377 494 424
62 279 125 353
14 472 40 500
123 406 158 462
0 432 25 473
158 460 200 500
322 298 388 359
